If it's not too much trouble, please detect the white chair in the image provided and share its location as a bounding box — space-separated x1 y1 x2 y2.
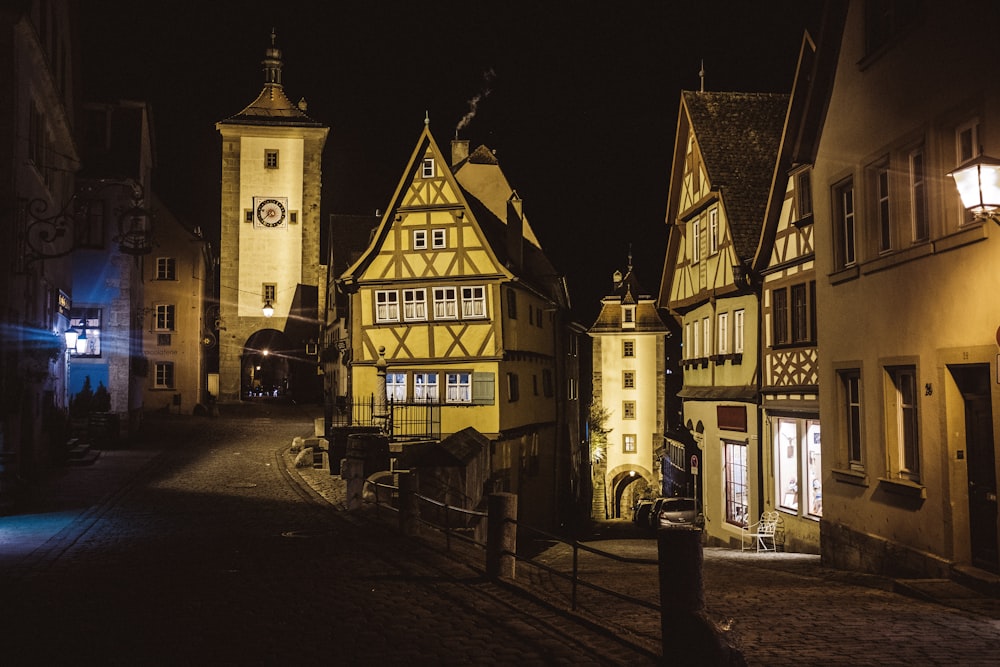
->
741 511 780 552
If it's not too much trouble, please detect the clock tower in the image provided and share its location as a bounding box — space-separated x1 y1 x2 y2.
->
216 32 329 402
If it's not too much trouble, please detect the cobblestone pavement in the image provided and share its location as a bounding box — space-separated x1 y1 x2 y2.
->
292 431 1000 667
4 403 1000 665
0 404 656 666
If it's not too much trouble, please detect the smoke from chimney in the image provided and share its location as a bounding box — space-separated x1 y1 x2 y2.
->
455 68 496 135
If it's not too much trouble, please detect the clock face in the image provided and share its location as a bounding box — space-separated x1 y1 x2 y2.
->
255 198 287 227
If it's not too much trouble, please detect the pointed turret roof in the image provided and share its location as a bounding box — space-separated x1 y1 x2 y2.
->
589 255 668 333
219 31 324 127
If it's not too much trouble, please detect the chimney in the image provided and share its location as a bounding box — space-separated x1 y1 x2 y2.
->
451 139 470 166
506 192 524 271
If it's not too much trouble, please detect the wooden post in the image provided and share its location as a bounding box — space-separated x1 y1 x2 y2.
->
486 492 517 580
657 528 732 665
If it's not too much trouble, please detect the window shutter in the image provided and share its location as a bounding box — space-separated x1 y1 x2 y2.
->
472 372 495 405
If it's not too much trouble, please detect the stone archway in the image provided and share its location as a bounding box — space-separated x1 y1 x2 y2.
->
606 464 655 519
242 329 294 400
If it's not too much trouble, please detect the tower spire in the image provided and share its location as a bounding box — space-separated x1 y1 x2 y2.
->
262 29 283 86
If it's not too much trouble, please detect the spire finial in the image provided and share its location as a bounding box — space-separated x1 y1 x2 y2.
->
627 244 633 271
699 59 705 92
424 110 430 126
262 29 283 86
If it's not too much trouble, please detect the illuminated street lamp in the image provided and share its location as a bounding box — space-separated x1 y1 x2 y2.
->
949 154 1000 224
64 326 80 351
262 300 274 318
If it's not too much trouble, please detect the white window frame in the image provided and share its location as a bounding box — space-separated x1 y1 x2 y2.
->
684 322 692 359
432 228 446 249
446 372 472 404
876 163 892 254
461 286 487 319
403 288 427 321
709 207 719 255
734 309 745 354
702 316 710 360
413 372 439 401
433 287 458 320
386 372 407 402
692 218 701 263
155 257 176 281
413 229 427 250
692 319 701 358
375 290 399 323
422 157 435 178
909 146 928 242
717 312 729 355
154 361 175 389
155 304 175 332
888 366 920 481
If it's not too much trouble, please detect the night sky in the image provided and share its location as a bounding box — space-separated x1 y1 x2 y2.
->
81 2 824 324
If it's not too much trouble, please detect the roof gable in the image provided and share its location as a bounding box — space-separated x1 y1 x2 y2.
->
682 91 789 262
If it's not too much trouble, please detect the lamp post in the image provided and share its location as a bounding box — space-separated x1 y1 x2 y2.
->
948 154 1000 224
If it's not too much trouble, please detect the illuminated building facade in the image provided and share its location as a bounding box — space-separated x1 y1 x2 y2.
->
216 33 329 403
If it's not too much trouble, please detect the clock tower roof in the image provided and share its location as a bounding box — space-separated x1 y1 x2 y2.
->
219 30 325 128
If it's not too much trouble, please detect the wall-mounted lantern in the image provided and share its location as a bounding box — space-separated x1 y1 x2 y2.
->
262 300 275 318
948 154 1000 224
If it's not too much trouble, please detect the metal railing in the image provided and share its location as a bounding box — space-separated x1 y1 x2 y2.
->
329 396 440 440
361 477 659 613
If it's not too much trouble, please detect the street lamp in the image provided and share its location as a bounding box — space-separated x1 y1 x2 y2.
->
948 154 1000 224
64 326 80 351
262 300 274 318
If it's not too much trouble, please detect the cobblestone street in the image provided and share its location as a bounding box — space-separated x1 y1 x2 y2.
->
4 404 1000 665
0 405 655 665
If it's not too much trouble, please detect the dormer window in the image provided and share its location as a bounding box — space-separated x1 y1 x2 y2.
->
422 158 435 178
622 305 635 329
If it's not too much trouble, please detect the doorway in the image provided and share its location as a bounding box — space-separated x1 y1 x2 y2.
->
951 364 999 573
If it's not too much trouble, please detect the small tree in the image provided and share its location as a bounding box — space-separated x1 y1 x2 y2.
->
588 403 612 465
92 381 111 412
70 376 95 418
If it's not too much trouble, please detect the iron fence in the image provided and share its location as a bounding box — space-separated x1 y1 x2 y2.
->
330 395 440 440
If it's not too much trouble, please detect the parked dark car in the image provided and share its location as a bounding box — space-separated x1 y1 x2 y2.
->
647 497 669 529
655 497 702 529
632 499 654 525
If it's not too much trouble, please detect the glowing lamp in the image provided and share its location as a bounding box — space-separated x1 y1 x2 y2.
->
262 300 274 318
64 326 80 351
949 154 1000 224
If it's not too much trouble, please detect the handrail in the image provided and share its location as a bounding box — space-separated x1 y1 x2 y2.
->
360 477 660 614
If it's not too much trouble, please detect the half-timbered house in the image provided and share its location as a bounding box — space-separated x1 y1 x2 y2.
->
340 124 573 529
658 90 788 547
754 27 841 553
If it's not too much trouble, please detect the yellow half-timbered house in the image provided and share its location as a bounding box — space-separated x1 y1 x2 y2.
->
754 30 839 554
658 90 789 547
340 124 572 529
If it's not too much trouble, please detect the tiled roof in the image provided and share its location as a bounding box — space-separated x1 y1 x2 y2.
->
682 91 788 262
588 266 669 333
220 83 324 127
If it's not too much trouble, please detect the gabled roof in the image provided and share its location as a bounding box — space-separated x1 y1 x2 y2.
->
342 124 569 309
682 91 789 262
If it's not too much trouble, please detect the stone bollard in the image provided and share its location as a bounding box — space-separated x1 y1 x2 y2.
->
657 528 733 665
486 492 517 580
398 471 419 537
343 437 367 511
